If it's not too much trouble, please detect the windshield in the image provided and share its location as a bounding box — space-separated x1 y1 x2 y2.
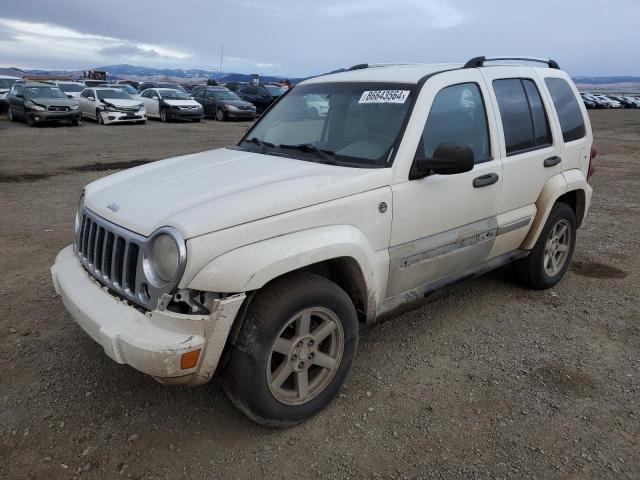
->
0 78 17 89
265 85 285 96
158 89 190 100
213 90 241 101
240 82 416 167
25 86 67 99
159 83 187 93
97 89 132 101
108 84 137 94
58 83 84 92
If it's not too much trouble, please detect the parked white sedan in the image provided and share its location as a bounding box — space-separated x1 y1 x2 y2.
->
78 87 146 125
139 88 203 122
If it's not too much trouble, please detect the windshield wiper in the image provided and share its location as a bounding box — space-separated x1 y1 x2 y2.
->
278 143 338 165
245 137 275 152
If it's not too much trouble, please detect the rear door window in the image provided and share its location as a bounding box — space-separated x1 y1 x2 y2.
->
493 78 552 155
544 78 586 142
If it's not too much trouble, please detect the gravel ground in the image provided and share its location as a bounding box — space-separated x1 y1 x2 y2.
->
0 111 638 479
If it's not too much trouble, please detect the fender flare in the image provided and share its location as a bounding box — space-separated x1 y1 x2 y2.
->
187 225 380 319
521 170 591 250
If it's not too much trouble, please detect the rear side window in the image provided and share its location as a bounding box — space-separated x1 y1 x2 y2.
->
544 78 586 142
493 79 552 155
419 83 491 163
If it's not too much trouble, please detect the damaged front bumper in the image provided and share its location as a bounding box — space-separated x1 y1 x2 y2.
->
51 245 245 386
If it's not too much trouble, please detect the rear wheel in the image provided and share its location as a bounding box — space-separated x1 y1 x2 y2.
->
224 274 358 427
514 202 576 289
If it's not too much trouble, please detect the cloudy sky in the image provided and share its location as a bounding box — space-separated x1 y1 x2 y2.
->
1 0 638 77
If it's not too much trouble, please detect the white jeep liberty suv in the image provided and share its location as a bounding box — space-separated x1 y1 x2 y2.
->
52 56 596 426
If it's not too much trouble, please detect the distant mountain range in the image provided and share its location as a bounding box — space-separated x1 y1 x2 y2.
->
0 64 317 84
1 64 638 90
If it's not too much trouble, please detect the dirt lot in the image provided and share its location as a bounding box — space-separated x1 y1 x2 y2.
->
1 111 638 479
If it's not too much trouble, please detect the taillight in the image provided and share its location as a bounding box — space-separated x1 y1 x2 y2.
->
588 144 598 179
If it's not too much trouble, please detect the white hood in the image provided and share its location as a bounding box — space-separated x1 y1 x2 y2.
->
163 99 200 108
101 98 142 108
84 148 391 238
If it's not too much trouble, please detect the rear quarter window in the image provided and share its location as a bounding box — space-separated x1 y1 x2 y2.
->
544 78 586 143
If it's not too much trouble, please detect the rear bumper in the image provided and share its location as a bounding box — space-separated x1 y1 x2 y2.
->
51 245 245 386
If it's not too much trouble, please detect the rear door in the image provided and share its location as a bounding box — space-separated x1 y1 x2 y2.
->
388 69 503 297
480 68 561 256
538 74 591 175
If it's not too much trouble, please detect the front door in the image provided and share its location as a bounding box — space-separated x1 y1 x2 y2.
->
388 70 503 297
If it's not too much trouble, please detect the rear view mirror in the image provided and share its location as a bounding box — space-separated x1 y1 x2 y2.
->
152 96 159 100
415 143 474 176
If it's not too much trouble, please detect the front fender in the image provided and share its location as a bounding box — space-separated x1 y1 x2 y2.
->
187 225 382 315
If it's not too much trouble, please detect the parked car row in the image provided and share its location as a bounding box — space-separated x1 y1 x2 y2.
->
580 92 640 109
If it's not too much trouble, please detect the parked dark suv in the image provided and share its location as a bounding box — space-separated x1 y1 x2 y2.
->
7 82 81 126
235 84 282 113
191 87 256 121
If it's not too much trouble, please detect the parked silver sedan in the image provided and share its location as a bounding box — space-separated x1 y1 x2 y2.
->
78 87 146 125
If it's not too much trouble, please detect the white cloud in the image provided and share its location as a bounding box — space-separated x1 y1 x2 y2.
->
0 17 191 67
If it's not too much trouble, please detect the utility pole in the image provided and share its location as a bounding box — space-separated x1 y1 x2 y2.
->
219 44 224 72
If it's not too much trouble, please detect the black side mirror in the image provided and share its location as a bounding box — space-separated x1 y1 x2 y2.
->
413 143 474 178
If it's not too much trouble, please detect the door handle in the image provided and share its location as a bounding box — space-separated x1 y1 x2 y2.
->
473 173 499 188
544 155 561 167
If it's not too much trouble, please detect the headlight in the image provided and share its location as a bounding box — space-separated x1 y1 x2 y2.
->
225 104 239 111
147 227 186 284
103 105 119 112
70 105 78 110
30 104 45 111
137 104 144 111
74 193 85 234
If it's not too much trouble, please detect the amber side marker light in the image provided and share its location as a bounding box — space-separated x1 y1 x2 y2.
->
180 349 201 369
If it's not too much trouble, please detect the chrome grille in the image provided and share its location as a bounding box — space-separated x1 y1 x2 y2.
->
75 208 147 307
48 105 69 112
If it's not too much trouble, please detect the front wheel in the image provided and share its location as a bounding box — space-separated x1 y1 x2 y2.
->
160 109 168 122
7 108 16 122
73 113 82 126
514 202 577 289
215 108 225 121
224 274 358 427
96 109 104 125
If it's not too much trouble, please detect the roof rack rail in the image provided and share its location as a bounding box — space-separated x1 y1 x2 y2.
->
464 56 560 69
347 63 369 71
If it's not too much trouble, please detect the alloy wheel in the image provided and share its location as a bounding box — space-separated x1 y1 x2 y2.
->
266 307 344 405
544 219 571 277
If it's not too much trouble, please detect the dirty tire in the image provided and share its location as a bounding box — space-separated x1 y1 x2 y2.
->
73 113 82 127
224 273 358 427
514 202 577 289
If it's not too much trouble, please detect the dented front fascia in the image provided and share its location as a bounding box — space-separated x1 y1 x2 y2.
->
149 293 246 386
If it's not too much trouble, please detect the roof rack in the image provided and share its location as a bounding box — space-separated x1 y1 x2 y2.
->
346 63 421 71
464 56 560 69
